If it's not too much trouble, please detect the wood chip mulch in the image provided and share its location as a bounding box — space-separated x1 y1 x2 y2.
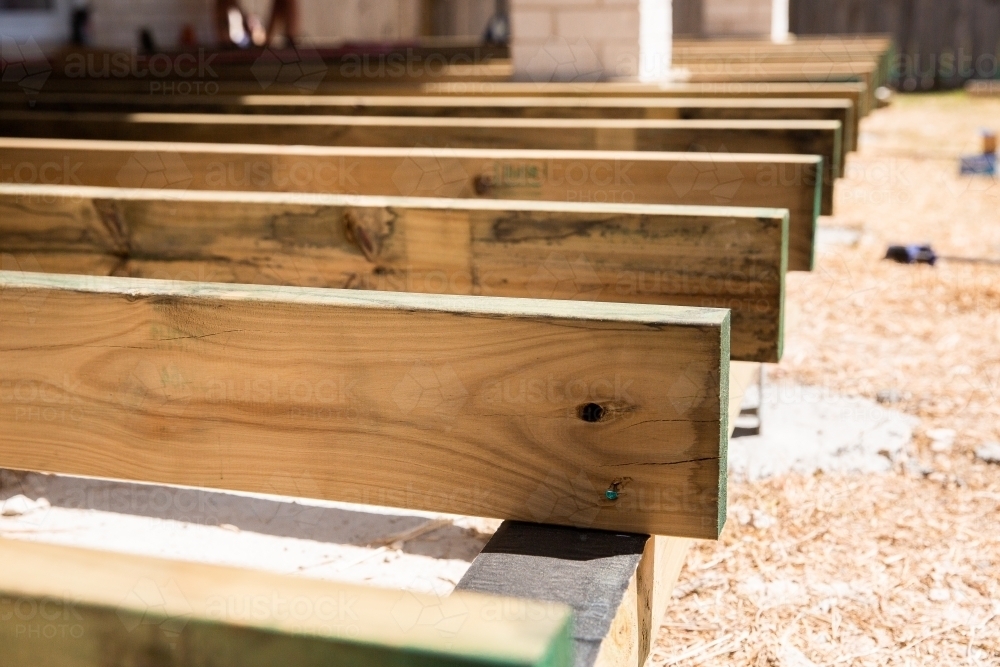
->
653 92 1000 666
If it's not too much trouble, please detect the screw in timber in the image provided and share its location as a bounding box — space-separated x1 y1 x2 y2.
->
604 477 631 502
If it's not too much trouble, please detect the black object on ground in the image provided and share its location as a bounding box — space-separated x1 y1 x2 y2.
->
885 244 938 265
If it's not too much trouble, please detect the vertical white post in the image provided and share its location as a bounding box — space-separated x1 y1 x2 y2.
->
511 0 674 82
771 0 789 42
639 0 672 81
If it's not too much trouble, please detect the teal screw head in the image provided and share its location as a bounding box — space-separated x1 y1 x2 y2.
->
605 490 619 501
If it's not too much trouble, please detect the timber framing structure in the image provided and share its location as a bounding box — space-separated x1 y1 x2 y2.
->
0 113 844 208
0 184 787 362
0 32 891 667
0 138 823 272
0 93 859 156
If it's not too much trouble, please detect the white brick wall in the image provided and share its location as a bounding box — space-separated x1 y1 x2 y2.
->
511 0 671 82
702 0 770 37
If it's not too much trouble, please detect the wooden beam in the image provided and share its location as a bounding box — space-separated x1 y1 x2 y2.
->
0 183 786 363
0 94 858 156
0 270 730 538
672 35 892 49
419 82 871 119
678 62 878 106
0 537 573 666
671 35 893 88
1 77 871 116
0 112 841 212
0 138 822 271
456 361 759 667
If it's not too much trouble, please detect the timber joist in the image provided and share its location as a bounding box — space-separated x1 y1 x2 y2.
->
0 93 859 155
0 111 843 207
0 269 731 538
0 32 896 665
0 138 823 271
0 183 787 362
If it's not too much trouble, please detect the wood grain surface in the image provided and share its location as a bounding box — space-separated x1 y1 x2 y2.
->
0 138 821 271
0 537 573 667
0 184 786 362
0 270 729 537
0 94 857 155
0 112 842 209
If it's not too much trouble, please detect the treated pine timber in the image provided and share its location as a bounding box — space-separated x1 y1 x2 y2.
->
679 65 878 112
672 37 892 87
672 35 892 50
0 112 842 206
420 82 871 119
0 537 573 667
672 49 887 89
0 138 822 271
677 63 879 114
0 270 730 538
458 361 757 667
1 75 871 117
0 93 859 156
0 184 787 362
672 35 893 80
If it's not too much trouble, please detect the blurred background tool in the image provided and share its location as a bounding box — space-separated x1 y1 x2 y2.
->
960 129 997 175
